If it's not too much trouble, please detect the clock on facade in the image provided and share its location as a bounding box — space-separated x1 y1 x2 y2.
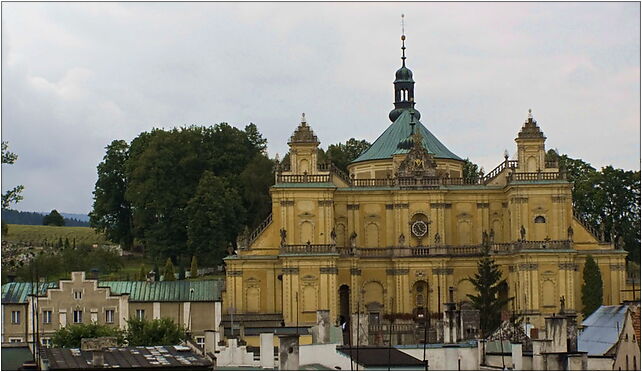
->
411 220 428 238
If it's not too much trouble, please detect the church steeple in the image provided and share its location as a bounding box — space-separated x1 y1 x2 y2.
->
389 14 420 123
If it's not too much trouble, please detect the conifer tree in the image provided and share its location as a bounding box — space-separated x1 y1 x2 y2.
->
190 256 198 278
467 248 511 337
163 258 175 281
581 255 603 317
152 263 160 281
178 261 186 280
139 264 146 281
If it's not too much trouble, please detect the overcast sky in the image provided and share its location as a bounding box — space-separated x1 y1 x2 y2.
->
2 2 640 214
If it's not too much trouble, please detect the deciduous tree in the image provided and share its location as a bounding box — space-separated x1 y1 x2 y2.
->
43 210 65 226
462 158 480 183
125 318 186 347
185 171 245 264
52 323 125 348
324 138 371 173
90 140 134 250
1 141 24 209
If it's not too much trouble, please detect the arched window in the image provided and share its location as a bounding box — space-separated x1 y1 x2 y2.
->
534 216 546 223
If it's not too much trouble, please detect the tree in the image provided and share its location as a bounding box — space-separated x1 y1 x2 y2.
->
178 261 186 280
1 141 24 209
52 323 125 348
462 158 480 182
467 249 511 337
125 317 187 346
239 154 274 229
185 171 245 264
549 151 641 263
244 123 268 154
43 210 65 226
581 255 604 317
190 256 198 278
90 140 134 250
139 264 147 281
152 263 160 281
163 258 175 281
324 138 371 173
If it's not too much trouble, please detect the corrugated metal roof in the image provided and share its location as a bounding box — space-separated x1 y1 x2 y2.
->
99 280 224 302
352 110 463 164
578 305 629 356
43 346 213 370
1 282 58 304
2 280 224 304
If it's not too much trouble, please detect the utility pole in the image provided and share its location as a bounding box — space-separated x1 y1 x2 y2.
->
423 283 429 370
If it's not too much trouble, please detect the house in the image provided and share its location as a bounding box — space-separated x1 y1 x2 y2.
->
578 305 640 370
1 272 223 350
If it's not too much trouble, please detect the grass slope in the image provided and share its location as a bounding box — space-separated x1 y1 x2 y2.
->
4 224 110 246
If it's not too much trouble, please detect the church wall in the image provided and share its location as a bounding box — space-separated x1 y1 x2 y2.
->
226 110 627 343
348 158 464 179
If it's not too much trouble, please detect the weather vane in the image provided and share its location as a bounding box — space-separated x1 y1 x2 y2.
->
401 14 405 36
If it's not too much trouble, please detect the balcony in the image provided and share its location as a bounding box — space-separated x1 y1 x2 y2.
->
334 240 572 258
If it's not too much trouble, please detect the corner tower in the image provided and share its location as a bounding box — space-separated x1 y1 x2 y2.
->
287 113 321 174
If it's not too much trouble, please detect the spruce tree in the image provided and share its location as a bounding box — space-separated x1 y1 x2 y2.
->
190 256 198 278
138 264 146 281
163 258 175 281
152 263 160 281
467 248 511 337
581 255 603 317
178 261 186 280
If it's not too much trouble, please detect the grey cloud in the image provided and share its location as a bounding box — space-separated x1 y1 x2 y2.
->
2 2 639 213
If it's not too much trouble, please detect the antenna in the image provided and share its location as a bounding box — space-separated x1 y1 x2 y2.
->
400 14 407 66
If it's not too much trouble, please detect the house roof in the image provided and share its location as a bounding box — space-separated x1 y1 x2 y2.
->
351 110 462 164
41 346 213 370
336 346 424 367
99 280 224 302
578 305 629 356
2 279 224 304
1 345 34 371
1 282 58 304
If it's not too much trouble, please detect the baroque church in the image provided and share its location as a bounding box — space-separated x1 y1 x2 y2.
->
223 32 627 339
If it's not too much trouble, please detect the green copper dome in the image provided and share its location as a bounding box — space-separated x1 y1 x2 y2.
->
395 66 414 83
352 110 462 164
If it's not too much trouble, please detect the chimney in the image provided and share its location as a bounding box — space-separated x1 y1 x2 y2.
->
81 337 118 368
204 330 216 354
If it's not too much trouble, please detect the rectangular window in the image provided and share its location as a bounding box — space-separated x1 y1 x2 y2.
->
9 338 23 343
73 290 82 300
41 338 52 348
136 309 145 320
106 310 115 324
11 311 20 324
196 337 205 348
73 310 83 323
43 310 52 324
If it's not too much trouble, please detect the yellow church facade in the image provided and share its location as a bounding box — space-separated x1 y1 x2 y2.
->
223 37 627 335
